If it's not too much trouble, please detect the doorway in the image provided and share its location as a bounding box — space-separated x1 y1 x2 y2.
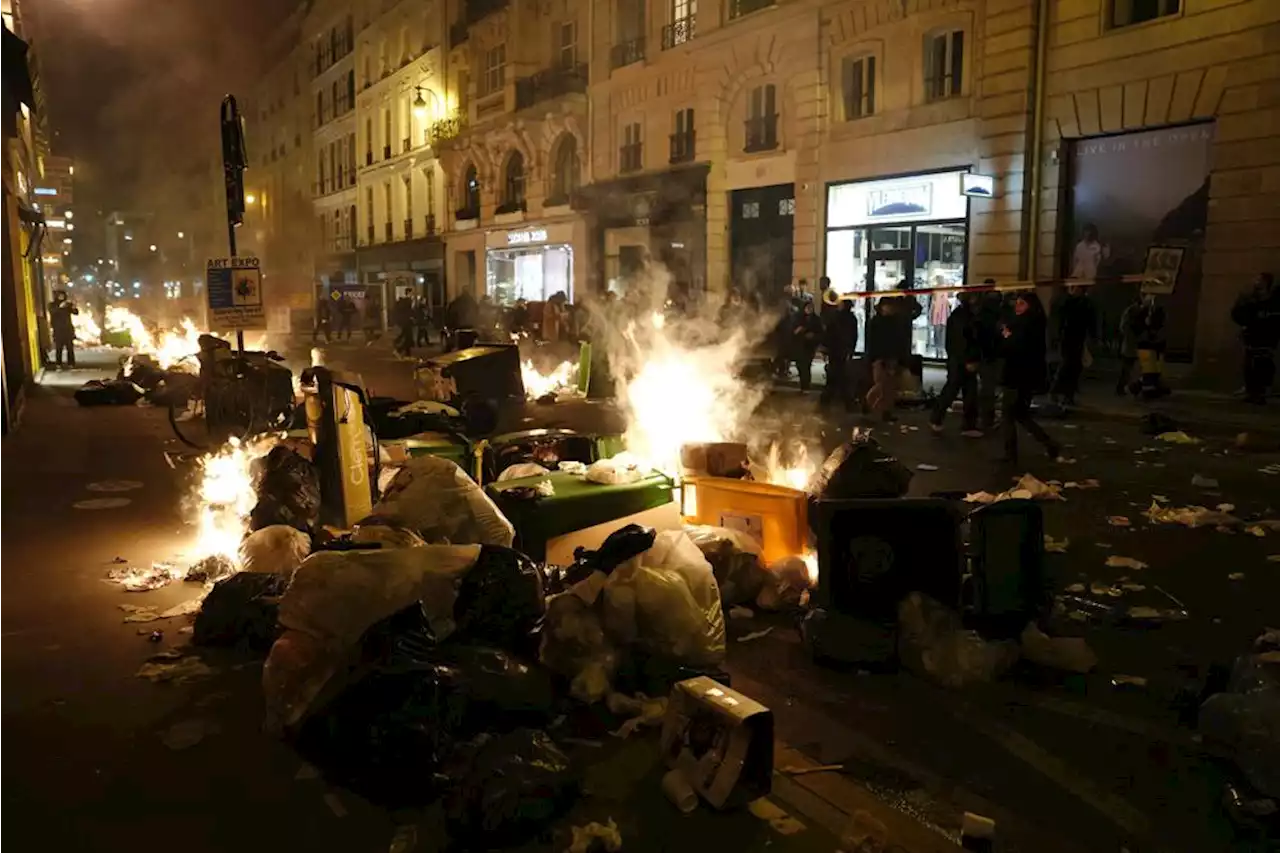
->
729 183 795 304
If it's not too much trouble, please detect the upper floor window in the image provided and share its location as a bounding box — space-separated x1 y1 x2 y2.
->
664 0 697 49
612 0 646 68
557 21 578 69
483 44 507 96
924 30 964 102
501 151 526 211
841 55 876 120
671 108 695 164
1108 0 1180 28
744 84 778 153
620 122 643 173
550 134 580 202
462 164 481 216
728 0 774 20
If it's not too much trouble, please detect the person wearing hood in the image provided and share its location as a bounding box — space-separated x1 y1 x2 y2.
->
929 290 982 435
998 292 1061 464
820 298 859 409
1049 285 1096 407
49 290 79 369
865 298 910 421
791 300 824 392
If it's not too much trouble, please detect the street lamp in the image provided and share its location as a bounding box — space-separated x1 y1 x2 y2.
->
177 231 184 238
149 244 157 252
245 193 257 205
412 86 429 119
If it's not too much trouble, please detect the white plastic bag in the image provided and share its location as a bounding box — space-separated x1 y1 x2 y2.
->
239 525 312 576
351 516 427 549
372 456 515 546
540 586 619 704
683 524 767 607
497 462 550 482
898 593 1019 688
601 530 726 668
585 453 646 485
265 544 480 732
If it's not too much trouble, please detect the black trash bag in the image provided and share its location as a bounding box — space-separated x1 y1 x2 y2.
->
1141 412 1179 436
74 379 143 406
249 445 321 533
440 728 579 847
120 354 167 391
294 604 556 809
454 546 546 654
807 433 912 501
562 523 657 586
193 571 290 651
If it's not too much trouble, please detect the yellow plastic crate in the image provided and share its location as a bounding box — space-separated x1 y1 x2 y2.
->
684 476 808 565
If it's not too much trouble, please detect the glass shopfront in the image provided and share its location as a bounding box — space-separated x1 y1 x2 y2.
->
825 170 970 359
485 226 574 306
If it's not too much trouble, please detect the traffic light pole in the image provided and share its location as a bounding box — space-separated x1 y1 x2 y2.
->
220 95 248 355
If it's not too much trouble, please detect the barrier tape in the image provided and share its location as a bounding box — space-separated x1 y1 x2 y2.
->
822 273 1155 305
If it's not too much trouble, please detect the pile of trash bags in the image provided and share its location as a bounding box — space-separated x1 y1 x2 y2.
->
73 354 199 408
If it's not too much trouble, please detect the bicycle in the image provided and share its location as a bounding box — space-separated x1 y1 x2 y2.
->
167 335 297 449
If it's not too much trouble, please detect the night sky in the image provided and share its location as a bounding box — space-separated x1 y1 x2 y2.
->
28 0 299 209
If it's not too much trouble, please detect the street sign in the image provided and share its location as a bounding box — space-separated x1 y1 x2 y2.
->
206 256 265 331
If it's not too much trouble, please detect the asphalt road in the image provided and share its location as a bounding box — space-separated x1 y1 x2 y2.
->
4 345 1278 852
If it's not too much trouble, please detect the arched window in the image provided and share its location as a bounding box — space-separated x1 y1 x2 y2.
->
459 163 480 219
501 150 526 212
549 134 579 204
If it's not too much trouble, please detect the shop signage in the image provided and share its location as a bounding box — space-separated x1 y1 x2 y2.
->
961 173 995 198
866 183 932 219
827 170 969 229
205 256 265 332
507 228 548 245
34 187 57 196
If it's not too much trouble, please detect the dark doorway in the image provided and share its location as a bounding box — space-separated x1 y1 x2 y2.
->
730 183 795 303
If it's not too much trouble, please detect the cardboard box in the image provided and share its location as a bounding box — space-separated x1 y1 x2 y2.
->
661 676 774 810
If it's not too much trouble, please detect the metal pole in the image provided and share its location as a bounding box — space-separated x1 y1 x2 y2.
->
221 94 248 355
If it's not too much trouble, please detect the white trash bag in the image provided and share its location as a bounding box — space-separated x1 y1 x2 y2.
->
898 592 1019 689
600 530 727 669
372 456 514 547
263 544 481 733
239 525 312 576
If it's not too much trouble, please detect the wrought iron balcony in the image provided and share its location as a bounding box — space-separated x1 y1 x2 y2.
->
384 222 393 242
455 206 479 222
661 15 696 50
514 63 588 111
425 213 437 235
429 114 467 147
669 131 696 164
744 114 778 153
619 142 643 173
404 218 414 239
610 37 645 70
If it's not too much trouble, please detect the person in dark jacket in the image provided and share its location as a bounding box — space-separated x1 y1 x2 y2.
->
865 298 910 421
998 292 1061 464
334 292 357 341
1049 285 1095 406
1131 294 1168 398
973 279 1004 430
791 300 823 392
929 291 982 435
820 299 859 409
49 290 78 368
443 291 479 349
1232 271 1280 404
392 294 415 356
413 297 432 346
313 294 332 344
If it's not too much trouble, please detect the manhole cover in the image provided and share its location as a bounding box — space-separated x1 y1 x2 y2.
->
86 480 144 492
73 498 133 510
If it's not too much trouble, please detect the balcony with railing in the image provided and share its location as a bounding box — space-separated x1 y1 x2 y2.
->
429 114 467 147
424 213 437 235
455 204 480 222
619 142 643 174
382 143 392 160
514 62 588 111
384 222 393 242
662 15 696 50
669 130 696 164
743 114 778 153
403 136 412 153
610 37 645 70
365 149 373 166
366 224 374 245
404 218 414 240
729 0 775 19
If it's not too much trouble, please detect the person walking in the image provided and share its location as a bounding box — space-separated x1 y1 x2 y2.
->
998 292 1061 465
334 292 357 341
1116 293 1142 395
1231 272 1280 404
929 290 982 436
1049 285 1095 407
363 293 383 344
313 294 332 344
820 299 858 409
392 293 415 357
792 300 823 392
414 297 432 346
49 289 78 369
974 279 1004 431
865 298 909 421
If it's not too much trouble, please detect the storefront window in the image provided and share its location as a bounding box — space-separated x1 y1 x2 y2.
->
486 244 573 306
824 170 969 360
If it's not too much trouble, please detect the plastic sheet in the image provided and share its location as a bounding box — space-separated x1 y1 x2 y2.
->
373 456 515 546
897 593 1019 688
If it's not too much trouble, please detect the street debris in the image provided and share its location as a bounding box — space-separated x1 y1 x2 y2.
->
1107 516 1131 527
1268 555 1280 563
965 474 1063 504
1260 463 1280 475
566 818 623 852
1228 572 1246 581
1199 629 1280 801
238 525 311 574
898 593 1018 688
1111 674 1148 688
119 596 206 623
1063 478 1101 490
323 792 348 818
1065 583 1086 593
737 627 774 643
1020 624 1097 673
1245 525 1268 538
1191 474 1220 489
1091 582 1124 598
961 811 997 851
1158 431 1202 445
106 561 181 591
1125 605 1188 622
1043 535 1070 553
780 763 845 776
748 798 807 835
662 768 699 814
160 717 217 750
1121 583 1146 592
136 650 215 684
840 810 889 853
1145 502 1241 528
608 693 667 739
388 825 417 853
1105 555 1148 571
916 463 939 471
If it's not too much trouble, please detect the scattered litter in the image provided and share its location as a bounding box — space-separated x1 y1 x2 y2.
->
86 479 144 492
661 768 699 814
915 463 939 472
1056 457 1078 464
160 717 216 750
1095 542 1112 548
748 798 807 835
148 630 164 643
728 605 755 620
1191 474 1219 488
73 497 132 510
1268 555 1280 563
1020 624 1097 673
1106 555 1148 571
840 810 888 853
1090 582 1124 598
1218 503 1237 512
388 825 418 853
608 693 668 739
1120 583 1146 592
567 818 623 852
1152 494 1169 503
1146 502 1241 528
1063 479 1100 490
1159 431 1202 445
1258 463 1280 475
106 562 180 592
323 792 348 818
780 764 844 777
1125 605 1187 622
737 627 774 643
961 811 997 850
294 763 320 781
964 474 1063 504
184 554 236 583
1246 526 1268 538
1065 583 1086 593
1044 535 1070 554
136 652 214 684
1107 516 1131 527
1111 674 1148 688
1228 572 1246 581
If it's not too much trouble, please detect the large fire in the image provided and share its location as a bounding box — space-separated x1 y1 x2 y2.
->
105 307 203 369
191 435 276 565
761 441 815 491
72 310 102 346
521 359 578 399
